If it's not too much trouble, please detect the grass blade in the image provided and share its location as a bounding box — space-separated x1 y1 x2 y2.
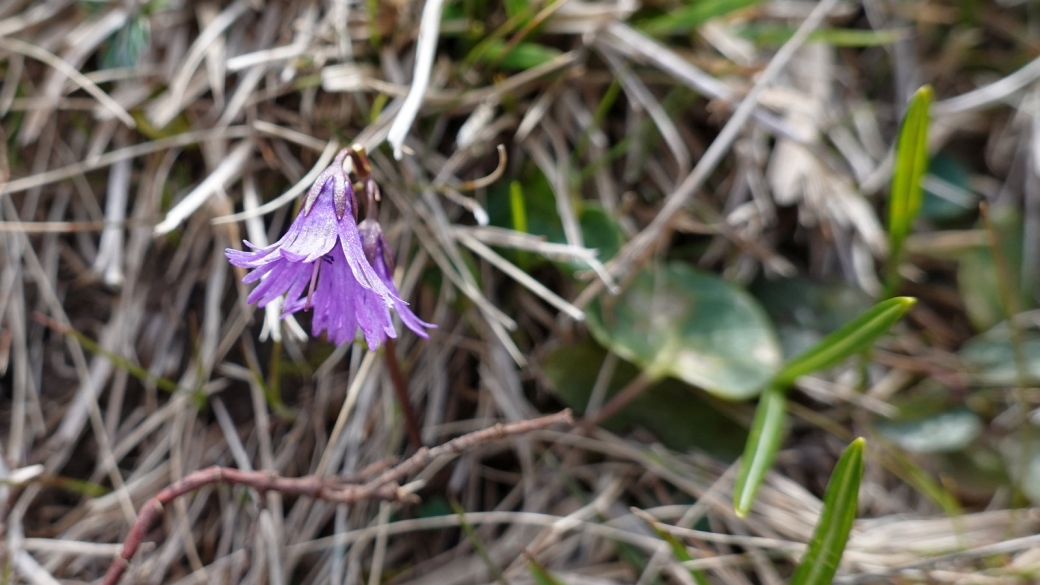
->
774 297 916 387
887 85 933 292
524 551 569 585
640 0 765 37
789 438 866 585
733 383 787 517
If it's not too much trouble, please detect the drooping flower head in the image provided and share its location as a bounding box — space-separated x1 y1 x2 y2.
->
226 147 431 349
357 177 433 340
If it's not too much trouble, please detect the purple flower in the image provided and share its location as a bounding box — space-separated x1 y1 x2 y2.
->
226 149 431 349
358 217 433 339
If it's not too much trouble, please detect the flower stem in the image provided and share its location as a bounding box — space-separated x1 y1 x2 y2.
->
384 338 424 448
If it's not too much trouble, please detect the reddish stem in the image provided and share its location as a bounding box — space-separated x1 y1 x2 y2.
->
384 338 424 448
101 410 573 585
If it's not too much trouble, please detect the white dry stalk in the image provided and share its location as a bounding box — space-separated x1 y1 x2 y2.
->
366 503 393 585
227 42 310 72
598 46 691 178
456 100 497 150
456 230 584 321
218 4 287 128
292 510 681 557
154 140 253 235
700 20 757 67
582 0 842 303
599 23 809 144
278 4 318 83
196 3 227 110
765 43 885 288
1 126 252 196
0 0 73 38
92 154 130 286
386 0 446 159
21 538 121 557
524 131 583 248
149 0 251 128
15 8 131 144
251 120 327 152
935 53 1040 116
0 53 23 117
0 37 135 135
13 550 61 585
314 351 377 477
211 139 338 225
210 398 253 472
260 510 286 585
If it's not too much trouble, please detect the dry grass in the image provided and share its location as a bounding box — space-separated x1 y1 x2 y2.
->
2 0 1040 584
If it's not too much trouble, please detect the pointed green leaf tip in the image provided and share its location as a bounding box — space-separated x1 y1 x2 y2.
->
888 86 933 263
790 438 865 585
733 383 787 518
775 297 916 387
733 298 913 517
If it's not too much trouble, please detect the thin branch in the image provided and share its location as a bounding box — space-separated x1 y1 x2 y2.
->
101 410 573 585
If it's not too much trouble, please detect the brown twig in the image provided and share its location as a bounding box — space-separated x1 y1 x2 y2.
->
581 371 654 429
101 409 573 585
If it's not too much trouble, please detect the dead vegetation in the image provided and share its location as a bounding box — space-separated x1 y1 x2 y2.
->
2 0 1040 583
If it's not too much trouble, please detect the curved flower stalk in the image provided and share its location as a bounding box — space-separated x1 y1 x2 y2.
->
225 148 432 349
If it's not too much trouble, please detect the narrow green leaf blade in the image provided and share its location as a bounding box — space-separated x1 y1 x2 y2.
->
789 438 866 585
640 0 765 37
527 559 567 585
733 383 787 517
775 297 916 387
645 520 711 585
888 85 933 262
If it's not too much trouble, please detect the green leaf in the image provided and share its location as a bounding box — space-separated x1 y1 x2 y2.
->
733 383 787 517
571 205 624 268
50 320 181 394
101 15 150 69
957 207 1028 331
451 499 506 582
775 297 916 388
586 262 782 400
526 557 568 585
961 327 1040 385
645 521 711 585
737 25 906 47
920 153 976 224
887 85 933 290
542 340 748 460
488 169 564 245
876 409 982 454
752 277 874 360
480 40 562 70
1000 429 1040 505
640 0 765 37
789 438 865 585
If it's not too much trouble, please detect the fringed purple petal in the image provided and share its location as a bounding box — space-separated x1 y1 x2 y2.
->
245 257 313 308
337 216 398 305
310 247 362 345
392 298 433 339
361 226 435 339
225 245 277 269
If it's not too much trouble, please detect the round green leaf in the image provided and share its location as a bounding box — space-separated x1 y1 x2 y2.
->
876 409 982 454
586 262 781 400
